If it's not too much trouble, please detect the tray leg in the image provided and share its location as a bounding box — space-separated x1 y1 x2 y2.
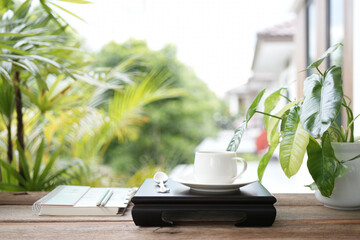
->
235 206 277 227
132 206 173 227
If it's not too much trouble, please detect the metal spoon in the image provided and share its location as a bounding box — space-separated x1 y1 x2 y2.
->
153 171 170 193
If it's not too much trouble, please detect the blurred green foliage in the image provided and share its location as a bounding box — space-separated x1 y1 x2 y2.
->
0 1 186 190
1 1 228 190
96 40 227 186
0 0 93 191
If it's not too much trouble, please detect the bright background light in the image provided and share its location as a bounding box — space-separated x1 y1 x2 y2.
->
60 0 294 97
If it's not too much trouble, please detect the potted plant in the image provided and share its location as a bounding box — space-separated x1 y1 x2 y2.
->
227 43 360 209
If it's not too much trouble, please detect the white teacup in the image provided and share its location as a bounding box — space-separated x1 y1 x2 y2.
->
194 151 247 184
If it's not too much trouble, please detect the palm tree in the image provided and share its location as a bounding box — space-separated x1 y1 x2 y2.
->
0 0 87 177
0 0 184 190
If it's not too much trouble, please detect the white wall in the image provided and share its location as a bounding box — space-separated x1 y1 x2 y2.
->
228 95 240 116
354 0 360 138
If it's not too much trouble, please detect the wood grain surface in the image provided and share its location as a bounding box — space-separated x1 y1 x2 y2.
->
1 192 360 240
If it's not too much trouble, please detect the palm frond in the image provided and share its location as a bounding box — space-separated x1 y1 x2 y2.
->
0 65 11 83
0 78 14 123
13 0 31 19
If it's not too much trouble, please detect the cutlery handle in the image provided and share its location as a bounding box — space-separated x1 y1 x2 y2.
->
159 181 167 192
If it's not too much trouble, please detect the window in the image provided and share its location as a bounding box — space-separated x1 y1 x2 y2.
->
306 0 316 75
328 0 344 67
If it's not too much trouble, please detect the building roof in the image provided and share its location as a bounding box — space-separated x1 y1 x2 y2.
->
252 20 294 73
226 21 295 100
227 73 273 96
257 21 294 41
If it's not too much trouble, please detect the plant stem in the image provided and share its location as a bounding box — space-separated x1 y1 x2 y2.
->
342 96 355 142
350 115 354 142
255 111 282 120
344 95 352 106
345 114 360 141
280 94 291 103
13 71 25 179
341 153 360 163
331 122 346 142
316 66 324 76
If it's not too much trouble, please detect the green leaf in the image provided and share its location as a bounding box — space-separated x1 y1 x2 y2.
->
264 88 286 132
74 74 124 89
3 58 32 73
305 182 318 190
279 105 310 178
39 0 64 30
16 142 31 182
258 132 279 181
0 65 12 83
227 89 266 152
33 14 52 28
280 110 290 132
0 43 30 55
56 0 91 3
267 99 301 143
32 139 45 183
0 182 26 191
47 1 86 22
0 40 17 45
20 59 47 90
37 147 61 184
40 167 70 187
326 126 344 142
13 0 31 19
300 67 343 137
0 159 27 186
246 89 265 121
0 54 27 61
0 79 14 123
335 162 348 179
306 43 343 70
0 32 38 37
0 2 14 15
307 132 338 197
28 55 62 69
226 121 247 152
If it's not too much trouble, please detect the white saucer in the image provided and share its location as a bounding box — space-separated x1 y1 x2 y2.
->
172 175 256 193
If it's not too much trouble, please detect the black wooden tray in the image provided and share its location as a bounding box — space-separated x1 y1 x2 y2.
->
131 178 277 227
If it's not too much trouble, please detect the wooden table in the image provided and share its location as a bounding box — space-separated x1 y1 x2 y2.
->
1 192 360 239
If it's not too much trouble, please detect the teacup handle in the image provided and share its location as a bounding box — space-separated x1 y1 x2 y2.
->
232 157 247 180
